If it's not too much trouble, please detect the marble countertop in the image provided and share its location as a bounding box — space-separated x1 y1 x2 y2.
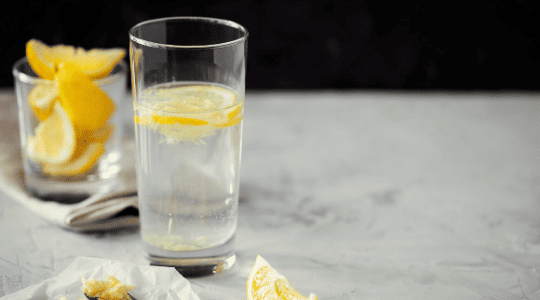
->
1 90 540 299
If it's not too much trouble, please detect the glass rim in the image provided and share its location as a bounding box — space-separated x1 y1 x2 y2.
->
12 57 127 85
129 16 249 49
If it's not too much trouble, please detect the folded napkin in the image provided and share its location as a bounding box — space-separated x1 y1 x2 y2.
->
0 256 200 300
0 90 139 231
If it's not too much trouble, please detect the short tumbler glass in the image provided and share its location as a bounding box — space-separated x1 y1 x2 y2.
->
129 17 248 274
13 58 127 198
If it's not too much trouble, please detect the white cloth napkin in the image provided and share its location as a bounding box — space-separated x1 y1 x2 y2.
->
0 91 139 231
0 256 200 300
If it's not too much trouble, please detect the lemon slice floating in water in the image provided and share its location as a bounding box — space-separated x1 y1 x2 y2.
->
134 84 243 143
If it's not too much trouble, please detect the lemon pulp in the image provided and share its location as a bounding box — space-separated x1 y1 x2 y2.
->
134 83 243 143
247 255 318 300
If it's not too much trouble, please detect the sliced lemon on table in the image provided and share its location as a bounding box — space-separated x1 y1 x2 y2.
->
26 39 125 80
28 82 58 121
247 255 318 300
27 102 76 165
55 62 116 132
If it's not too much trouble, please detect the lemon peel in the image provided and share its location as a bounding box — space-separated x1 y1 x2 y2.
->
42 143 104 176
247 255 318 300
25 39 125 177
56 62 115 132
134 84 243 143
26 39 125 80
27 102 76 165
28 82 58 121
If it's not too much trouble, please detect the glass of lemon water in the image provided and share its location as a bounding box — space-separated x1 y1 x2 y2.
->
12 41 127 198
129 17 248 274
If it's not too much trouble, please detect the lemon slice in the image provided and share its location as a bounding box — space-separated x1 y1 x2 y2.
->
26 40 75 80
28 82 58 121
73 47 125 79
140 85 237 110
56 62 116 131
247 255 318 300
26 39 125 80
27 102 76 165
134 85 242 141
134 85 243 142
134 115 209 126
135 85 239 122
42 142 104 176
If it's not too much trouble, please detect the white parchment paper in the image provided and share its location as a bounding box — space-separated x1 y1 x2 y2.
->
0 257 200 300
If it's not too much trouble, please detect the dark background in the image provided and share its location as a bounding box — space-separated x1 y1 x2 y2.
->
2 1 539 90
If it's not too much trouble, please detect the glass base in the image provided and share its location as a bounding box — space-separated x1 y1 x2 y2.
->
25 173 118 200
143 235 236 277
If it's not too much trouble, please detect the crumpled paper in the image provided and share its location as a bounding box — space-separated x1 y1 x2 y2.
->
0 91 139 231
0 257 200 300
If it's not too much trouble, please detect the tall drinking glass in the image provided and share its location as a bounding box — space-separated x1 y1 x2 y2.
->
129 17 248 274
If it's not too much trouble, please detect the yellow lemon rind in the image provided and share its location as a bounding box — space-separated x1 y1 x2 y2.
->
134 115 209 126
27 102 76 165
42 142 104 176
247 255 317 300
56 62 116 132
28 82 59 121
26 39 125 80
26 39 57 80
